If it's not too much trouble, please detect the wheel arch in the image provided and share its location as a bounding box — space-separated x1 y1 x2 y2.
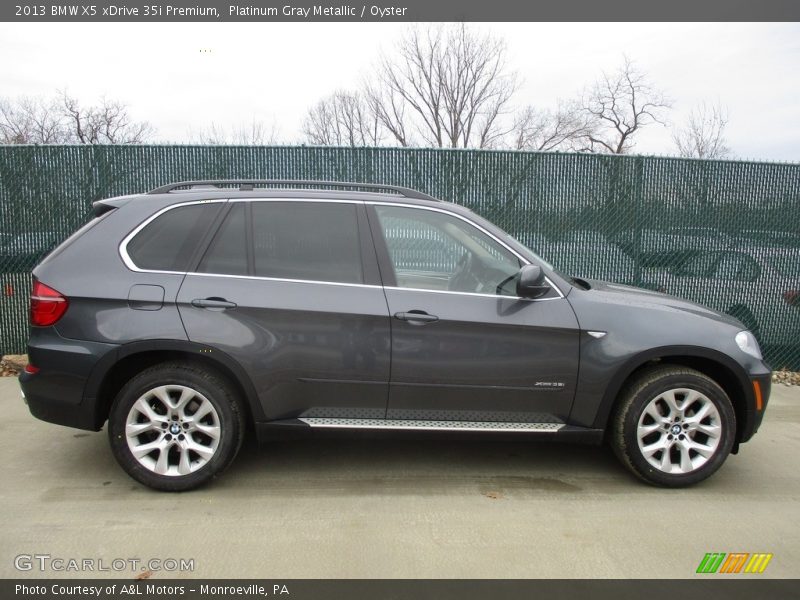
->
593 346 753 446
85 340 263 430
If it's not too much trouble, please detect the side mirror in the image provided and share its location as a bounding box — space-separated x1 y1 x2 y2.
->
516 264 550 299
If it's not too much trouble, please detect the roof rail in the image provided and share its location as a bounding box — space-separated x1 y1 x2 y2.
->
147 179 440 202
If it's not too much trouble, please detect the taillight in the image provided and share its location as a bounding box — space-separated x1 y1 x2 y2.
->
784 290 799 306
30 279 69 326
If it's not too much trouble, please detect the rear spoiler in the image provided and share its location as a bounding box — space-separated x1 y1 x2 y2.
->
91 196 134 217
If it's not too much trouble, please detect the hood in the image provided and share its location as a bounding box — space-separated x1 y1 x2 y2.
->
580 278 745 330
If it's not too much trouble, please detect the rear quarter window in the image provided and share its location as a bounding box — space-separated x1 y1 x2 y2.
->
126 203 222 272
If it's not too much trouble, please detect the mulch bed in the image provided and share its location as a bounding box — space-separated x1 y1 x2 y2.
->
1 355 27 377
772 369 800 387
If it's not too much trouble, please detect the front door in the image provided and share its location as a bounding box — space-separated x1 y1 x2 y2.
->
368 204 579 424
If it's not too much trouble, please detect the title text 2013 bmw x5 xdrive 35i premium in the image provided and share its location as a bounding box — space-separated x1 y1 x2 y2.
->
20 181 771 491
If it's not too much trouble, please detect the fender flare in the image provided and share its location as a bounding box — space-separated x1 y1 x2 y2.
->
591 345 755 435
84 339 264 428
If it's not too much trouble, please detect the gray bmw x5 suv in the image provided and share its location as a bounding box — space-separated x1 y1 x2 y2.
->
20 180 771 491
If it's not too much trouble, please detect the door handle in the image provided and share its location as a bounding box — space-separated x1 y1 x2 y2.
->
191 297 237 310
394 311 439 324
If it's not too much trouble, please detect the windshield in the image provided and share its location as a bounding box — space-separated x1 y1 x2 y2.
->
506 233 555 269
446 207 578 287
448 208 556 269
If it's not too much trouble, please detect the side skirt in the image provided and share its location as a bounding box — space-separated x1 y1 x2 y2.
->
255 418 604 444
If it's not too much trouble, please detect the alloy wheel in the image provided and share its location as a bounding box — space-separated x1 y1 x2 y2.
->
125 385 221 476
636 388 722 475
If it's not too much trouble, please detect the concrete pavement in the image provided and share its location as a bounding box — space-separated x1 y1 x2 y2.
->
1 376 798 578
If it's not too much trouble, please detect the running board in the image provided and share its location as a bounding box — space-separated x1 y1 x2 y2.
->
297 418 564 433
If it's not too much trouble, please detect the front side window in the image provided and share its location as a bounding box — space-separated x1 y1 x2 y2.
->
126 203 221 272
374 205 521 296
252 201 363 284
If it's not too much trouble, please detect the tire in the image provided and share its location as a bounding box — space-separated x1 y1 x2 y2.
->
108 362 245 492
611 366 736 487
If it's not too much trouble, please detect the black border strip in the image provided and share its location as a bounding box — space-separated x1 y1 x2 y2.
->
4 579 800 600
4 0 800 22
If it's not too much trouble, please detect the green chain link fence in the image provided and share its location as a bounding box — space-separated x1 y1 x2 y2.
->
1 145 798 368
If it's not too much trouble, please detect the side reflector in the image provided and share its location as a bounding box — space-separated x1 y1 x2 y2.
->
24 364 40 374
753 380 763 411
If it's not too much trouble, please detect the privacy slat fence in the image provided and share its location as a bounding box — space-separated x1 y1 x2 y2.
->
1 145 799 367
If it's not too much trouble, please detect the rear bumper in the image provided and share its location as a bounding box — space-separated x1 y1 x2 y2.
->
19 328 117 431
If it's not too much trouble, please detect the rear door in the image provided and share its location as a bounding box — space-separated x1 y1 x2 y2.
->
367 203 580 424
177 199 391 421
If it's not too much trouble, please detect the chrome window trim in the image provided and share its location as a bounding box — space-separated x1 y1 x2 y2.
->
118 196 565 300
186 271 383 290
382 285 559 302
118 199 228 274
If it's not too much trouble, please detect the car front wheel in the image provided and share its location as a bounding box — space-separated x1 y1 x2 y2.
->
612 366 736 487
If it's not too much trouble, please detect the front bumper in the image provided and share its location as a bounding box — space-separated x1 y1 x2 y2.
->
740 371 771 443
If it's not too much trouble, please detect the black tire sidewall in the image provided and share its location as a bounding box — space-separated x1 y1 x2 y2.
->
621 372 736 487
108 364 242 492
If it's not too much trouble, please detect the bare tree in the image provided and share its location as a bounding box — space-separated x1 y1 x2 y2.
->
0 96 66 144
0 93 154 144
579 57 672 154
672 102 731 159
511 101 593 152
61 93 153 144
302 91 382 146
191 119 280 145
370 24 517 149
365 82 410 147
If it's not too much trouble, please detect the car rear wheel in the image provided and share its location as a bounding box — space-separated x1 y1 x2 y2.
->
611 366 736 487
108 362 245 492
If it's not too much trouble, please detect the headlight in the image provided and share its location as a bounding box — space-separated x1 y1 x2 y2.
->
735 331 762 360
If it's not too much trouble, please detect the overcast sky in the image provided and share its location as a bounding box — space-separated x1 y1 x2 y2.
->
1 22 798 160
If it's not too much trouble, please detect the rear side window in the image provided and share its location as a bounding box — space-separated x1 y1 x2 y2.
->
126 203 221 272
252 202 363 284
